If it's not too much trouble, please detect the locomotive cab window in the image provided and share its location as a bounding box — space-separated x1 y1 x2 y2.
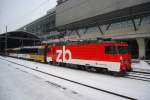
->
105 46 129 54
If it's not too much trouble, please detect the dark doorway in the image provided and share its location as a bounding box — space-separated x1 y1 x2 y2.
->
119 39 139 59
146 38 150 60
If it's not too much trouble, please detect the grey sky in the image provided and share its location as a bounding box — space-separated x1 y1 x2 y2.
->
0 0 57 34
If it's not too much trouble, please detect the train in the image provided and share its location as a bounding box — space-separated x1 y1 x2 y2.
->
7 40 132 75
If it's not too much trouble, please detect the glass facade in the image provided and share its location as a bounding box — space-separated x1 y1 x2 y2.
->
62 15 149 38
85 27 100 34
51 15 150 42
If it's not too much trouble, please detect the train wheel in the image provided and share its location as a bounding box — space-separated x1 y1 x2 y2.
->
85 66 96 72
59 63 63 66
79 65 85 70
99 68 108 74
85 66 91 72
61 63 66 67
90 67 97 72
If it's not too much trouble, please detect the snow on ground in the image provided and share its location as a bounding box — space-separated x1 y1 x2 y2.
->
132 60 150 72
1 56 150 100
0 58 88 100
0 57 129 100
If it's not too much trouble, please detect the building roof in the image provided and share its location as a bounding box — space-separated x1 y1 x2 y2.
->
56 1 150 30
0 31 41 52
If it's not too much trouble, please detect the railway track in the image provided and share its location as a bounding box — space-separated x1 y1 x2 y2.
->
0 57 136 100
126 71 150 82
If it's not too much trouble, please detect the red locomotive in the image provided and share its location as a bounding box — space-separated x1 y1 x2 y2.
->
47 41 132 73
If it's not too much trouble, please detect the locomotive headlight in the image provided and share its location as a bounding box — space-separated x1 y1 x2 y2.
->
120 56 123 60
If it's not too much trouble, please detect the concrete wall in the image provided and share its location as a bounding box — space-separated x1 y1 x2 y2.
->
136 38 146 59
56 0 150 26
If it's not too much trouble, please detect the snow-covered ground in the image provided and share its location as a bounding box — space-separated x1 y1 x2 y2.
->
0 57 89 100
1 56 150 100
132 60 150 72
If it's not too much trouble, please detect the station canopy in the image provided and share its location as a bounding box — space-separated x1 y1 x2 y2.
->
0 31 41 51
57 2 150 30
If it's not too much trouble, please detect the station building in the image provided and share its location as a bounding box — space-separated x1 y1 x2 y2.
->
18 0 150 59
18 8 56 37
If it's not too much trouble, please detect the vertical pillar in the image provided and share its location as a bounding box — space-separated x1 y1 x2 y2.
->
0 37 2 54
5 33 7 56
136 38 145 59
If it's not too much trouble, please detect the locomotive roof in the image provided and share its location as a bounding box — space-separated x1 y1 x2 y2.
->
48 40 127 46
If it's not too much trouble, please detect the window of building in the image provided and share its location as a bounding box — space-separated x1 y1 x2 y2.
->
86 27 100 34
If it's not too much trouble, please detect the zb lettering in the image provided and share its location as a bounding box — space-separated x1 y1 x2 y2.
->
56 46 72 62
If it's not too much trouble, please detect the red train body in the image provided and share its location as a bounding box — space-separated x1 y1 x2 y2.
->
47 42 132 73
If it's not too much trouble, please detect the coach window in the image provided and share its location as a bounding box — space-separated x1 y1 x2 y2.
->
30 48 38 54
38 48 44 55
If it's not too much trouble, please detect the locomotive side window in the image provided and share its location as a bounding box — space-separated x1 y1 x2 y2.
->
105 46 117 54
105 46 129 54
